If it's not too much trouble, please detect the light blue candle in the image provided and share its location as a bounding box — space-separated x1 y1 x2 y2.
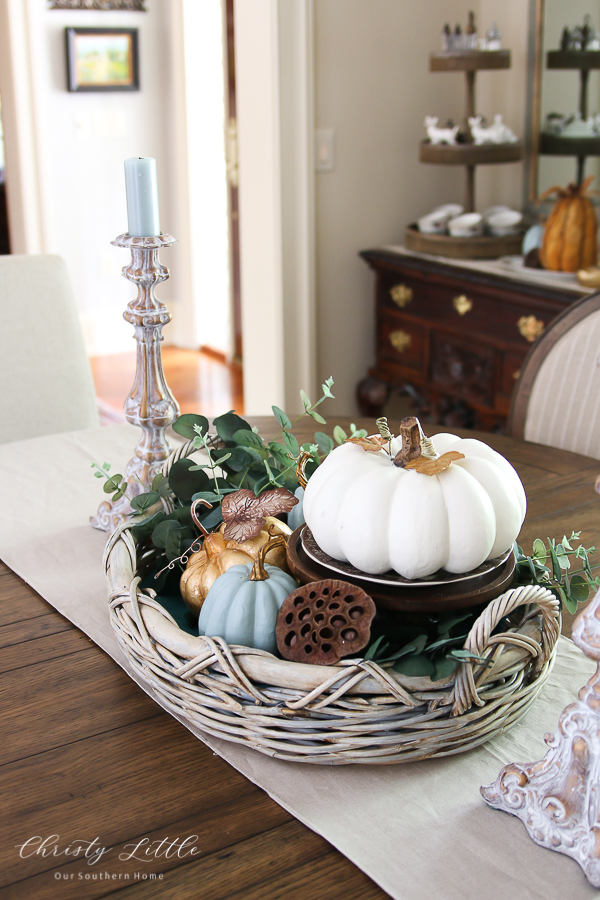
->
124 157 161 237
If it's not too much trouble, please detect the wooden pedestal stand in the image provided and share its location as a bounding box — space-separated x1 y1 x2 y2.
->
482 589 600 888
540 50 600 187
405 51 523 259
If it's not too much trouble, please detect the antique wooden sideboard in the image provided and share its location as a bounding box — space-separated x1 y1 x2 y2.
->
358 247 588 431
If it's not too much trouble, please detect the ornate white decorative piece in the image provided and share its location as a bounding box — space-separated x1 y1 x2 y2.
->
424 116 459 145
482 590 600 888
90 233 179 533
468 114 518 144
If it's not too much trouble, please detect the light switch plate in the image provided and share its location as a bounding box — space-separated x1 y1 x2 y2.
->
315 128 335 171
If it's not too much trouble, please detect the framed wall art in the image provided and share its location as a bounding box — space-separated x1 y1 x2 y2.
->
51 2 146 10
65 27 140 92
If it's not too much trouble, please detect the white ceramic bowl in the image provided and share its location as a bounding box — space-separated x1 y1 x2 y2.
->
418 212 448 234
448 213 483 237
433 203 463 218
487 209 522 236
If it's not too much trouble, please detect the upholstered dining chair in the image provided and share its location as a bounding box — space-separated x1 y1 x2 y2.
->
0 254 99 444
508 290 600 459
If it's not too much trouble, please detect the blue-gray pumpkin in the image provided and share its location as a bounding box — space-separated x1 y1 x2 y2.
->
198 534 297 653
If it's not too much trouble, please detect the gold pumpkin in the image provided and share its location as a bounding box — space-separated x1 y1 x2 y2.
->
540 176 598 272
180 516 292 615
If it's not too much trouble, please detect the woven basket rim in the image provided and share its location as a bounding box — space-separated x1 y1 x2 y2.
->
101 439 562 764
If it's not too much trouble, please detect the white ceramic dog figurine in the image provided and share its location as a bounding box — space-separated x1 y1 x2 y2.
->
424 116 459 145
469 114 518 144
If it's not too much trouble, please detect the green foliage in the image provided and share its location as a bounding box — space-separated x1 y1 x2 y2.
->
513 531 599 615
91 461 127 502
97 379 341 573
364 533 600 679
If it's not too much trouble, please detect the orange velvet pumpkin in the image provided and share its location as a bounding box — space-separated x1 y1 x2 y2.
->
540 176 598 272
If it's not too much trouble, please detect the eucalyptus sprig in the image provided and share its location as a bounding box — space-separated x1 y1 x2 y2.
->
97 381 338 569
91 461 127 502
514 531 599 614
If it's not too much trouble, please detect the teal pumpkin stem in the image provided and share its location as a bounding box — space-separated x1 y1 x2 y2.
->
249 532 288 582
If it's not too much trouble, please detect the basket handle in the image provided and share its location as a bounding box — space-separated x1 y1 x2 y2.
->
451 584 560 717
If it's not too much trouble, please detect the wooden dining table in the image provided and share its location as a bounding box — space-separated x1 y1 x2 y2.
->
2 417 600 900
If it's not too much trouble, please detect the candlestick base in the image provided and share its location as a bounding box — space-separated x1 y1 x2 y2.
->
91 233 180 533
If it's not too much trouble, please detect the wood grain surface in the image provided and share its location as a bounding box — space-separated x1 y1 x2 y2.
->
1 418 599 899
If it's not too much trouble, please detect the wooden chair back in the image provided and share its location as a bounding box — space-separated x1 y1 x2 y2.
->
508 290 600 459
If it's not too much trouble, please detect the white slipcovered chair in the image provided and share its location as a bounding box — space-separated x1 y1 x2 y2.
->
0 254 99 444
509 291 600 459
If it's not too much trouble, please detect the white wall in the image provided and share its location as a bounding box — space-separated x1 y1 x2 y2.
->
21 0 176 356
1 0 231 359
313 0 529 414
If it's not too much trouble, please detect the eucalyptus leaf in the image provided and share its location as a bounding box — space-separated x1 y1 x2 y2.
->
152 518 180 549
233 429 265 449
532 538 546 563
282 431 300 457
434 656 458 681
314 432 334 456
309 409 326 424
130 491 161 513
436 612 472 635
269 441 293 466
214 411 252 442
556 545 571 570
393 654 436 677
272 405 292 430
548 541 562 582
168 458 210 501
172 413 209 440
364 635 387 661
570 574 590 604
333 425 347 445
299 389 312 411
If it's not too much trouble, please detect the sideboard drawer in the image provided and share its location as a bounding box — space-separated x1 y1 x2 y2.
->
379 313 425 373
430 332 495 408
360 248 583 430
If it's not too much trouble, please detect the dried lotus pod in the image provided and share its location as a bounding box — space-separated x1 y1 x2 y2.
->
276 580 375 665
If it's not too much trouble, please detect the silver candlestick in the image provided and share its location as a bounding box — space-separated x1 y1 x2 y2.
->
91 233 180 533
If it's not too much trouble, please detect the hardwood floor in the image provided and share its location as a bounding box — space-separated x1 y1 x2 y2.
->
90 347 244 422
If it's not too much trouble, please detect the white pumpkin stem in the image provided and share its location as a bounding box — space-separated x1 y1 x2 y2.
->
393 417 438 468
249 531 288 581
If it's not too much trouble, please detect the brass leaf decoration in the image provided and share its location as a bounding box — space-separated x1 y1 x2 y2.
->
221 488 298 542
345 435 387 452
404 451 465 476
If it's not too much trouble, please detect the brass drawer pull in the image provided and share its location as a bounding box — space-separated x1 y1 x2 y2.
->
453 294 472 316
390 284 413 308
517 315 544 343
389 329 411 353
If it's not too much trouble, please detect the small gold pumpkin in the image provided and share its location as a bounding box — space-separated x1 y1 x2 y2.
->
180 516 292 616
539 176 598 272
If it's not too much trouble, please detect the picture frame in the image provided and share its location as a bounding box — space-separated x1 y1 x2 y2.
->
65 27 140 92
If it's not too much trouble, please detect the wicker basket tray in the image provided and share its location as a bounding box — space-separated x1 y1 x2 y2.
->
103 442 561 765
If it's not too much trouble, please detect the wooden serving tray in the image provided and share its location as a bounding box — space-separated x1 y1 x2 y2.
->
286 525 516 613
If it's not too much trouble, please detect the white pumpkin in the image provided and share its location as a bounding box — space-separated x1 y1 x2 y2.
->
303 430 526 580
